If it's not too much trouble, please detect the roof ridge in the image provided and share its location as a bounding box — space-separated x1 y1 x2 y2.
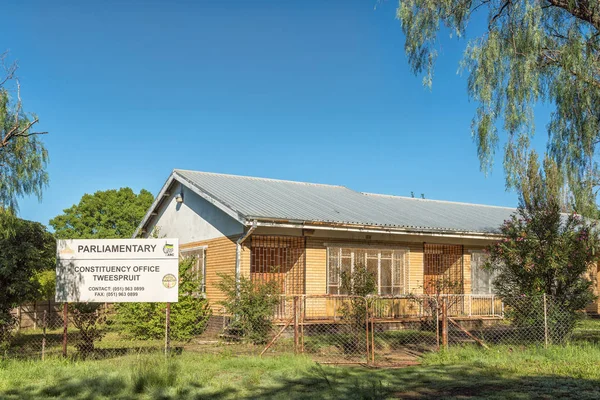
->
173 169 348 189
362 192 516 210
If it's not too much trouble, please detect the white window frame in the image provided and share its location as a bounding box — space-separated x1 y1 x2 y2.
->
470 250 495 295
180 246 207 293
326 245 410 295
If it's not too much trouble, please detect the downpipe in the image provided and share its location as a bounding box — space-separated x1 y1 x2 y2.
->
235 221 257 295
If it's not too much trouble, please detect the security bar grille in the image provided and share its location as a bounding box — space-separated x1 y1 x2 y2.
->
250 235 306 295
423 243 464 294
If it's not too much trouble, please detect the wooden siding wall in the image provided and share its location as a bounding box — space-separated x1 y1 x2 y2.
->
183 232 600 316
306 238 327 295
586 263 600 314
463 249 474 295
181 235 240 314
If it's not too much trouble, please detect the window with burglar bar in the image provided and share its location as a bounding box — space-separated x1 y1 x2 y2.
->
250 235 306 294
180 247 206 292
423 243 464 294
327 247 409 295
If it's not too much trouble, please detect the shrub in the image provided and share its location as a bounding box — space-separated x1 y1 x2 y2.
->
337 264 376 353
115 258 212 341
0 310 17 355
217 273 281 344
486 155 600 342
69 302 107 356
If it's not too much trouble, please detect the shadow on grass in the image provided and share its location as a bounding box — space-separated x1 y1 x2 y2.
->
2 362 600 399
250 364 600 400
0 371 236 400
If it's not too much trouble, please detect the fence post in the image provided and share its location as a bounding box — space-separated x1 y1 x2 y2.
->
293 296 299 354
300 296 305 353
364 298 370 365
62 303 68 358
16 306 21 331
543 294 549 348
468 295 472 317
435 298 440 350
41 310 47 361
370 305 375 366
442 298 448 350
165 302 171 357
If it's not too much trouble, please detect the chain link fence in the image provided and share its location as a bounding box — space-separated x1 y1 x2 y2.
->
5 302 211 360
2 294 584 364
448 295 576 347
261 294 579 366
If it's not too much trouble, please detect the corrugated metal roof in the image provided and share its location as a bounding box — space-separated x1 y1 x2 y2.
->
173 169 515 235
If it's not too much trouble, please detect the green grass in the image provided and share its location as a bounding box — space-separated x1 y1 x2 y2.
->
2 342 600 399
2 318 599 399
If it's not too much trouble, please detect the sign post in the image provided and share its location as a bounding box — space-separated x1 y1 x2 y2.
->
165 302 171 357
62 303 68 358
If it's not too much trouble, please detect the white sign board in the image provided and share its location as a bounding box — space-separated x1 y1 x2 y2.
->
56 239 179 303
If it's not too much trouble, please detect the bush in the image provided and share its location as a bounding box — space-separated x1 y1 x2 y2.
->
115 258 211 341
338 264 376 326
486 155 600 342
69 303 107 356
217 274 281 344
0 310 17 355
337 264 376 353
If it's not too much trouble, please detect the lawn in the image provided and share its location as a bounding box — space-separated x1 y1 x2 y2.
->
1 318 599 399
1 343 600 399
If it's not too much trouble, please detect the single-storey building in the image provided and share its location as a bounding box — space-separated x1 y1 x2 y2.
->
135 170 600 319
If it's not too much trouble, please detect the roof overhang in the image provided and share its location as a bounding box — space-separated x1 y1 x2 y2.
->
247 218 504 241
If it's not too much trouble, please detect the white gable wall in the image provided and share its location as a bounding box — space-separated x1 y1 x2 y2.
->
144 182 244 243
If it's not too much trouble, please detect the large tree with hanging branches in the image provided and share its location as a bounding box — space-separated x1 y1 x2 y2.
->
396 0 600 216
0 52 48 235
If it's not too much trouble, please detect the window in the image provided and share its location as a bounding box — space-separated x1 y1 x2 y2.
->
180 247 206 293
470 251 495 295
250 236 306 294
424 244 464 294
327 247 409 295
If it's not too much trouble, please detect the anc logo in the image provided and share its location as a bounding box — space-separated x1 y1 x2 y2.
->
163 243 175 256
162 274 177 289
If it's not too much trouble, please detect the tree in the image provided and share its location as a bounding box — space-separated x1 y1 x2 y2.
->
0 219 55 346
486 153 600 339
49 187 154 239
0 52 48 235
396 0 600 215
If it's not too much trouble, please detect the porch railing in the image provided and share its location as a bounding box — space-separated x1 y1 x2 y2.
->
272 294 504 322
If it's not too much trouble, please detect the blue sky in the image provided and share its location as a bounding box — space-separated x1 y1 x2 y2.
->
3 0 550 226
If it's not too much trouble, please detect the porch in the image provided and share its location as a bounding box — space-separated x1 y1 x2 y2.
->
272 294 504 323
247 235 498 323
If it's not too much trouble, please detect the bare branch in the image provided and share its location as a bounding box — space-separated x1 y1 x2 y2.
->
489 0 512 29
0 118 45 150
0 51 17 88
